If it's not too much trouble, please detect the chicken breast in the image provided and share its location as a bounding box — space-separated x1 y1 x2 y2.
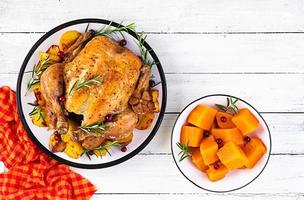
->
64 36 142 125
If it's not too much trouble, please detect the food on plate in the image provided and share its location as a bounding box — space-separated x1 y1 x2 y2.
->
27 23 160 160
176 97 266 182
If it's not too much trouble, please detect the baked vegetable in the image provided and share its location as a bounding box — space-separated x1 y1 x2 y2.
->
243 137 266 168
206 162 228 182
232 108 260 135
180 125 204 147
136 113 154 130
211 128 244 145
64 141 84 159
215 112 235 128
187 105 217 130
59 30 81 52
191 148 208 172
200 135 219 165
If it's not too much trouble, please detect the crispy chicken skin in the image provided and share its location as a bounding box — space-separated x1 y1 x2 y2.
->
40 63 68 133
64 36 142 126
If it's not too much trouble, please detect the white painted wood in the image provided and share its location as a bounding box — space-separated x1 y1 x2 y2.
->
2 33 304 74
91 194 302 200
0 0 304 32
73 155 304 193
2 73 304 112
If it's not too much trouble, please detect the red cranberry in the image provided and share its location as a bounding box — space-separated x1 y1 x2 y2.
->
89 29 96 35
220 116 227 123
203 131 210 138
58 96 66 104
121 146 127 152
57 51 65 59
88 150 94 155
216 138 223 148
119 39 127 46
54 132 61 141
213 163 220 170
244 136 251 143
34 100 38 105
149 80 156 88
105 114 114 122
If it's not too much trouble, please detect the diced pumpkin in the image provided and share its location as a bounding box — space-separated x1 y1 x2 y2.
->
32 83 45 106
199 135 219 165
136 113 154 130
39 51 61 62
180 125 204 147
59 30 81 52
216 112 235 128
232 108 260 135
217 142 248 170
243 137 266 168
206 162 229 182
211 128 244 145
191 148 208 172
187 105 218 130
46 45 60 55
151 89 160 112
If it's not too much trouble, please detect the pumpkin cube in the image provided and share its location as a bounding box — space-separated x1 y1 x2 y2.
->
200 135 219 165
211 128 244 145
217 142 248 170
187 105 218 130
180 126 204 147
216 112 235 128
232 108 260 135
243 137 266 168
206 162 229 182
191 148 208 172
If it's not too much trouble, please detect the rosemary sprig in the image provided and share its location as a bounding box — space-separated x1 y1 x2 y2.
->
79 121 106 135
176 142 192 162
68 76 102 95
28 102 44 121
94 22 136 39
215 97 239 115
135 32 157 67
27 59 53 90
82 141 121 159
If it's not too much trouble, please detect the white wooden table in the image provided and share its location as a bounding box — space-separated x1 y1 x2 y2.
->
1 0 304 199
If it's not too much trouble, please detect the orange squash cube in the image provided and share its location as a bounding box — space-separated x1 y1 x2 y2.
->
243 137 266 168
200 136 219 165
191 148 208 172
211 128 244 145
217 142 248 170
216 112 235 128
206 162 229 182
187 105 218 130
180 126 204 147
232 108 260 135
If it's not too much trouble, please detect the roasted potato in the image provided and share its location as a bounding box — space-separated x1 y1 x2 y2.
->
61 120 78 143
136 113 155 130
46 45 60 55
39 51 61 62
64 141 84 159
49 133 66 152
32 83 45 106
30 106 46 127
94 140 112 157
59 30 81 52
151 89 160 112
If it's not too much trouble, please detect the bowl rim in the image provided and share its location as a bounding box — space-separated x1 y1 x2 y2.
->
170 94 272 193
16 18 167 169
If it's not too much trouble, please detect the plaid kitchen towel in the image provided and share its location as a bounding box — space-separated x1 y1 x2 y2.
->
0 86 96 200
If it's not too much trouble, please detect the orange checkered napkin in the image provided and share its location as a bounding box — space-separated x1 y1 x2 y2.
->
0 86 96 200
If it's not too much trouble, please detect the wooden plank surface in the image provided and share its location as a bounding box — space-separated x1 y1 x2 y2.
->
0 0 304 32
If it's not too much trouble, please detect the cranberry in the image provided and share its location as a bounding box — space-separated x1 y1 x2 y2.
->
203 131 210 138
119 39 127 46
149 80 156 88
213 163 220 170
105 114 114 122
89 29 96 35
216 138 223 148
244 136 251 143
88 150 94 155
34 100 38 105
57 51 65 59
220 116 227 123
54 132 61 141
121 146 127 152
58 96 66 104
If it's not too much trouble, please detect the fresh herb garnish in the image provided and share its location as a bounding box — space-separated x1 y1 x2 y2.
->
27 59 53 90
94 22 136 39
176 142 192 162
68 76 102 95
135 32 157 67
28 102 44 121
82 141 121 159
215 97 239 115
79 121 106 135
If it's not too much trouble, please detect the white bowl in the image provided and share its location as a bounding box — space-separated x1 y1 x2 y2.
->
17 19 167 169
171 94 271 192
